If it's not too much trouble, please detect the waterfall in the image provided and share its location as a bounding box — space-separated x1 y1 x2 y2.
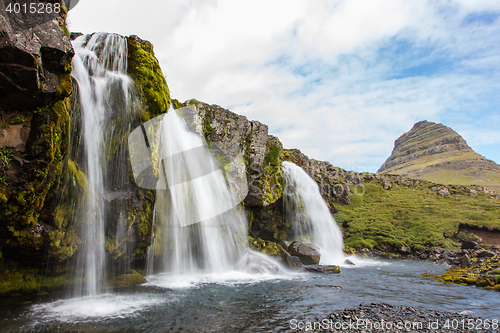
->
283 161 344 264
70 33 140 296
147 107 248 275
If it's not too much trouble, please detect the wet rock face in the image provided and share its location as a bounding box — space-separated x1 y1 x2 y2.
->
0 4 75 267
0 0 73 109
196 101 283 207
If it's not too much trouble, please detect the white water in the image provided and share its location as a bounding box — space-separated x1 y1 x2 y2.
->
283 161 344 265
71 33 135 296
147 108 248 275
31 294 167 321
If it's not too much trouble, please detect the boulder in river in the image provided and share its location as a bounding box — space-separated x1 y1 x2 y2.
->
459 254 472 267
287 241 321 265
344 258 355 265
303 265 340 274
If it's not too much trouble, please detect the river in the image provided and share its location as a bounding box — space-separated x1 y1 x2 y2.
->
2 257 499 332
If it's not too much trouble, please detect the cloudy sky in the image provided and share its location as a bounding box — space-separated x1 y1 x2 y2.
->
67 0 500 172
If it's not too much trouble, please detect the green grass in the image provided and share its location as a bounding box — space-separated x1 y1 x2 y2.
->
335 178 500 251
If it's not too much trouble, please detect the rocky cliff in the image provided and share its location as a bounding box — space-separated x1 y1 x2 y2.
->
1 1 74 265
178 100 359 243
1 10 356 278
378 120 500 191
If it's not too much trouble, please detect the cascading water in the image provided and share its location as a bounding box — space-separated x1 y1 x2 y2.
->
70 33 140 296
283 161 344 264
147 107 249 275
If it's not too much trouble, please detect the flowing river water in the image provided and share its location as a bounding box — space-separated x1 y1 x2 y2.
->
1 258 499 332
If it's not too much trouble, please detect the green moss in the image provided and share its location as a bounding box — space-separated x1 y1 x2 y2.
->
127 35 170 116
430 253 500 291
48 229 80 262
203 112 214 136
265 146 281 167
0 147 13 170
3 92 71 260
248 236 281 256
56 73 73 98
106 270 147 288
11 115 27 124
281 150 297 163
413 244 425 251
67 160 89 192
257 139 284 206
16 192 27 205
0 261 68 294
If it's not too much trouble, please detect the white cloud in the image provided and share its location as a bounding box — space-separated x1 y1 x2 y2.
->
68 0 500 170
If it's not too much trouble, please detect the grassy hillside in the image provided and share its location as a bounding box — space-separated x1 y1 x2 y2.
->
334 176 500 251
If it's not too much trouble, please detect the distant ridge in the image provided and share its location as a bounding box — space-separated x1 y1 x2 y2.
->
378 120 500 190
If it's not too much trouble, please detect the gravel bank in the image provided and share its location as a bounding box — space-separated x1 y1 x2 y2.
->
290 303 499 332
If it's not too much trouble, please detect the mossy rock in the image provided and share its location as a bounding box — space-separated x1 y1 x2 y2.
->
106 270 147 288
0 261 69 294
127 35 170 117
248 236 281 256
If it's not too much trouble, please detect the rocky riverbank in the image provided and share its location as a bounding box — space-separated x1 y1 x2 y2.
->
343 245 500 292
294 303 499 333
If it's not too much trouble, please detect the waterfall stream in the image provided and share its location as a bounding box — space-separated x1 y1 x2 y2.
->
147 107 249 275
283 161 344 264
70 33 140 296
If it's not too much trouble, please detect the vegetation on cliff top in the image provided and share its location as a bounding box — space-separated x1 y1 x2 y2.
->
127 35 171 118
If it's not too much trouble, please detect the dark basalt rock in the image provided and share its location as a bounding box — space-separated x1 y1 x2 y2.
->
280 246 340 274
0 0 74 109
280 247 305 271
461 240 479 250
459 254 472 267
288 240 321 265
